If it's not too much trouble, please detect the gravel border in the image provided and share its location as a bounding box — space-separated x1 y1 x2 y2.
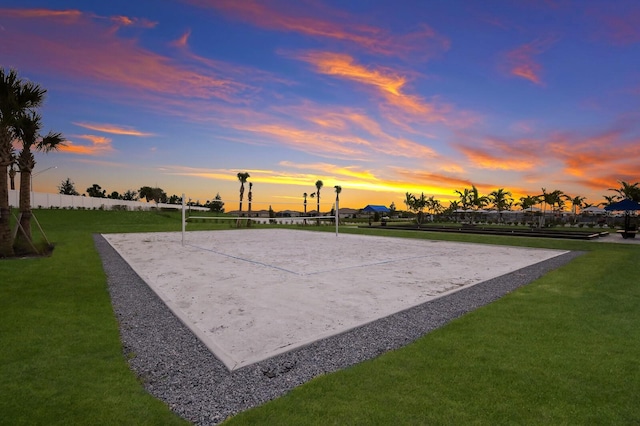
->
94 234 583 425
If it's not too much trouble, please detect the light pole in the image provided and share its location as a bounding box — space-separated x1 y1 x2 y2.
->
31 166 57 204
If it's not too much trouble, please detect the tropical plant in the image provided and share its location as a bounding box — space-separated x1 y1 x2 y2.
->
13 110 64 249
334 185 342 225
610 181 640 202
247 182 253 227
236 172 250 226
58 178 80 196
454 187 472 211
404 192 413 213
489 188 513 222
315 180 323 225
469 185 489 210
567 194 586 222
0 68 46 257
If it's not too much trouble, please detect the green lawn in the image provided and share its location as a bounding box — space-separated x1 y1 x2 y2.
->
2 209 639 425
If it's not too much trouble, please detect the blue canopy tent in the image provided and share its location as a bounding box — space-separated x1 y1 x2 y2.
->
604 199 640 238
362 205 390 226
362 205 390 213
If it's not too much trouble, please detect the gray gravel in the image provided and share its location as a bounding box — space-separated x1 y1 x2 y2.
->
94 234 583 425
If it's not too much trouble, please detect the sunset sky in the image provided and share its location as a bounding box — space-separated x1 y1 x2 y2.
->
1 0 639 211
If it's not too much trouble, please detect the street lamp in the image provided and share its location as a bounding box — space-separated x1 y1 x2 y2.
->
31 166 57 204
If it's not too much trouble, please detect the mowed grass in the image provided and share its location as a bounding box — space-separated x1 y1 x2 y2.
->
1 210 639 425
0 209 227 425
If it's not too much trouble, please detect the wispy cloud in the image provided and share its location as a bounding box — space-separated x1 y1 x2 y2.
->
73 122 155 136
293 51 469 126
503 38 554 85
59 134 114 155
592 8 640 45
184 0 449 59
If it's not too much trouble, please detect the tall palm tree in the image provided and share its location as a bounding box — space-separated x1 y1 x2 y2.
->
236 172 249 227
246 182 253 227
315 180 323 225
302 192 308 225
14 110 64 249
0 68 46 257
517 195 541 226
404 192 413 214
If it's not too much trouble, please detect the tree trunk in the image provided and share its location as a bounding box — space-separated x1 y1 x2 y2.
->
0 127 14 257
14 167 33 250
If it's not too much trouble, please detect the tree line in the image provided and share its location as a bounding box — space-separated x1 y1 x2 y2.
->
58 178 226 212
403 181 640 225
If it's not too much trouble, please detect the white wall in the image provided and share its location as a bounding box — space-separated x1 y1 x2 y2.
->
8 190 208 211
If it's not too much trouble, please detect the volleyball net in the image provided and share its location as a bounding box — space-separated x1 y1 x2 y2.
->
180 194 342 245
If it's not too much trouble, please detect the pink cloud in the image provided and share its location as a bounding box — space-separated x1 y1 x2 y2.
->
0 8 249 103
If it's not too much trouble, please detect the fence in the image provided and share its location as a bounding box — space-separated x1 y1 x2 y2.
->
8 190 208 211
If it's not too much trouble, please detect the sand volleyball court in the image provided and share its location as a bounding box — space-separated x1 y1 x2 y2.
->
103 229 567 370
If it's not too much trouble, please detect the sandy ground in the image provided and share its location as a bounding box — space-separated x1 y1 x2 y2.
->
103 229 568 371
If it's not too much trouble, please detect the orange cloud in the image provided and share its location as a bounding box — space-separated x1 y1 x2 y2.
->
546 129 640 178
73 122 154 136
291 51 481 131
229 122 371 159
503 39 554 85
294 51 457 124
297 51 406 95
455 136 542 171
457 145 538 171
59 134 114 155
184 0 449 58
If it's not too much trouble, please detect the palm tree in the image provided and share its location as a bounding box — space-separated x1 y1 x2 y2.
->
247 182 253 227
516 195 541 226
404 192 413 214
489 188 513 223
567 195 586 223
0 68 46 257
454 187 472 211
540 189 564 225
236 172 249 227
302 192 308 225
13 111 64 250
413 192 427 226
610 181 640 202
315 180 323 225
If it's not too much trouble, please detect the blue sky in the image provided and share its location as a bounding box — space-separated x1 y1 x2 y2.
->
1 0 639 210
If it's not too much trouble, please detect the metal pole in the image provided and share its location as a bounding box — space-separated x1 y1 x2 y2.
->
335 198 339 236
181 193 186 246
